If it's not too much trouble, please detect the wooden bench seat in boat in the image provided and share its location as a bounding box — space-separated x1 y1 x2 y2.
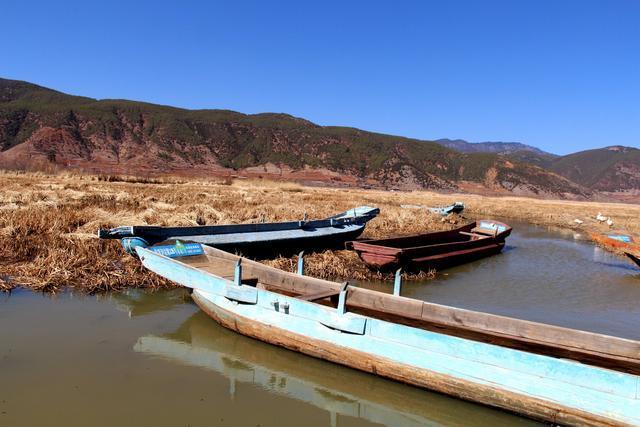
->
180 255 260 285
296 289 342 302
295 282 350 302
459 231 489 238
471 227 498 236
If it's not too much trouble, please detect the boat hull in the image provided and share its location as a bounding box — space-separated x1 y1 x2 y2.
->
100 206 379 256
192 291 637 426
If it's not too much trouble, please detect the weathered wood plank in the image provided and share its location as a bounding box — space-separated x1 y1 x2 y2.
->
296 289 341 302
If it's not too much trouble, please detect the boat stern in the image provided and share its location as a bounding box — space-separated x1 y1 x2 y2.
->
348 241 403 270
474 220 512 240
331 206 380 224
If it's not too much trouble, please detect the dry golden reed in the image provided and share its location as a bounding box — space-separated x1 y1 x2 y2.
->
1 171 638 293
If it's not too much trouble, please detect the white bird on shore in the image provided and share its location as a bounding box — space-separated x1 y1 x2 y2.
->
606 218 614 227
574 219 584 225
596 213 608 222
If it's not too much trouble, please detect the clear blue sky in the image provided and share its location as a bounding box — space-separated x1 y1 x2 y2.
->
2 0 639 154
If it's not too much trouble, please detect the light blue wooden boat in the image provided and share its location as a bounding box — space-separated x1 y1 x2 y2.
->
98 206 379 256
134 243 640 426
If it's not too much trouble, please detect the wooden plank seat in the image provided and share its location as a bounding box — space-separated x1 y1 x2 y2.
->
296 289 342 302
181 256 259 285
471 227 498 236
459 231 489 238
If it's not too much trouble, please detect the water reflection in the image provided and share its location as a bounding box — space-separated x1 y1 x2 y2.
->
107 288 189 317
133 310 538 427
592 246 639 271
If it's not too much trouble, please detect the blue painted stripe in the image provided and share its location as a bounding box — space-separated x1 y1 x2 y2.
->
608 234 633 243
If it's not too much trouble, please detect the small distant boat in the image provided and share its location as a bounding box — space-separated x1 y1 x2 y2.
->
591 232 637 250
98 206 379 256
346 220 511 271
428 201 465 216
132 242 640 425
590 232 640 268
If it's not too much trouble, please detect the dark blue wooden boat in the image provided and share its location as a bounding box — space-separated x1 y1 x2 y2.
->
98 206 379 256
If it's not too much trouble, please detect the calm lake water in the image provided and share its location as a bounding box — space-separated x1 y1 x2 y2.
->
1 221 639 426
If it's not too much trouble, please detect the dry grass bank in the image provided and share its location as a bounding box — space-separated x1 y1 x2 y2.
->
1 171 638 293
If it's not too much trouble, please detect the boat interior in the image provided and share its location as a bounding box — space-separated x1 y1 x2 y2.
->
348 221 510 250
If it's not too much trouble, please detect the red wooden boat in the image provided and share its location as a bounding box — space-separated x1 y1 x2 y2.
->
346 220 512 271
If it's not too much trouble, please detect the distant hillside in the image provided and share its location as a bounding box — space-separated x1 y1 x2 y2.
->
504 150 558 169
549 146 640 192
434 138 640 194
435 138 555 156
434 138 560 169
0 78 589 198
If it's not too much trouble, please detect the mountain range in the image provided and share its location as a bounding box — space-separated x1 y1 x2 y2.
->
435 138 554 156
1 78 638 200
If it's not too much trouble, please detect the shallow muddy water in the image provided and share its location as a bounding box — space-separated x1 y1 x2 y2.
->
1 221 639 426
